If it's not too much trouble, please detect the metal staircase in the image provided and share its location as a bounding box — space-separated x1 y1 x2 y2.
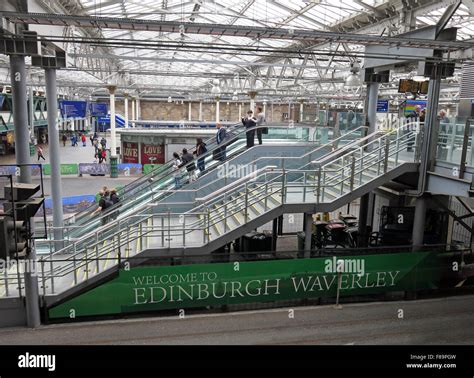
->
35 124 364 252
0 123 420 300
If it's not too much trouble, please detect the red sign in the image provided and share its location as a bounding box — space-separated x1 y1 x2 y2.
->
122 142 139 163
141 143 165 164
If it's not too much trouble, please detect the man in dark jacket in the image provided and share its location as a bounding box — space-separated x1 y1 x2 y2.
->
242 110 257 148
215 122 227 161
180 148 197 182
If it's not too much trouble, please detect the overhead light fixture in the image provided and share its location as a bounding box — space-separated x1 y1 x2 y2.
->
168 96 172 103
344 62 361 88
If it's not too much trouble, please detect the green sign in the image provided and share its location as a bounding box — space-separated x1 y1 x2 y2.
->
43 164 78 176
143 164 163 175
48 252 441 319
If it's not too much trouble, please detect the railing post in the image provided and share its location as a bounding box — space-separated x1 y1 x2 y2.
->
161 217 165 247
206 208 210 243
182 215 186 247
303 172 307 202
377 138 383 175
40 259 46 296
359 146 363 184
384 137 390 173
117 228 122 266
49 238 54 294
350 155 356 191
264 182 268 211
72 252 77 285
395 127 400 165
224 198 228 233
73 242 77 285
244 183 249 222
3 260 9 297
281 164 286 204
95 231 100 272
167 212 171 249
340 157 344 195
316 165 322 203
85 245 89 281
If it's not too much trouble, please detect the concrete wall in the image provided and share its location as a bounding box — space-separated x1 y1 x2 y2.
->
113 100 318 123
0 298 26 328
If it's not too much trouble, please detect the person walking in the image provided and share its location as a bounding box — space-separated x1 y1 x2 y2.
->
242 110 257 148
100 137 107 149
81 133 87 147
101 148 107 163
172 152 182 189
89 133 94 146
179 148 197 183
91 190 112 226
255 106 266 145
215 122 227 161
62 133 67 147
36 145 45 161
195 138 207 174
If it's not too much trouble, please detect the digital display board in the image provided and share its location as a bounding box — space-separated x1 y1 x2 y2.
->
404 100 427 117
59 100 87 118
90 103 108 117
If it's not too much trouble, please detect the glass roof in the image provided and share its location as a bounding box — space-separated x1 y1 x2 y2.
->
40 0 474 97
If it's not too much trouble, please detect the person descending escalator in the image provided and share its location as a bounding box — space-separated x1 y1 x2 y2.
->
91 190 113 226
255 106 267 145
172 152 182 189
109 188 121 220
195 138 207 175
180 148 197 183
214 122 227 161
242 110 257 148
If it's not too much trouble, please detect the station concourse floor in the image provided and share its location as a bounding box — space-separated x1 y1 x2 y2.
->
0 135 136 197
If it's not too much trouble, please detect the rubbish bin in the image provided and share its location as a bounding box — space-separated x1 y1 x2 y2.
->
110 155 118 178
241 231 273 259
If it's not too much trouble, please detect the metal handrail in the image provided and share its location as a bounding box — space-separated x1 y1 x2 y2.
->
3 123 422 297
36 125 364 241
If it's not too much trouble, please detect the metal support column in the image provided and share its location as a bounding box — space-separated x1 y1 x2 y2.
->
188 101 192 121
131 96 136 127
300 101 304 122
11 54 40 328
304 213 313 258
412 195 427 251
45 68 64 251
367 82 379 136
418 68 442 192
358 193 370 247
215 98 220 123
199 101 203 121
124 93 129 128
277 215 284 235
10 55 31 182
107 85 118 178
136 95 141 121
272 217 278 252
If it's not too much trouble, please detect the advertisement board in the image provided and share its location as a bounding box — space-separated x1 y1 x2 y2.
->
404 100 427 117
122 142 139 164
141 143 165 164
59 100 87 118
48 251 441 319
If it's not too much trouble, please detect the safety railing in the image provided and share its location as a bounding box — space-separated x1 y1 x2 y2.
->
0 123 421 298
35 125 365 251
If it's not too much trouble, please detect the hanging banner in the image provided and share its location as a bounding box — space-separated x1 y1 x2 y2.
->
122 142 139 164
141 143 165 164
48 251 443 319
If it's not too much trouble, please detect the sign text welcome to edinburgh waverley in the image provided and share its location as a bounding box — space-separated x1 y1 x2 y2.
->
49 252 440 319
